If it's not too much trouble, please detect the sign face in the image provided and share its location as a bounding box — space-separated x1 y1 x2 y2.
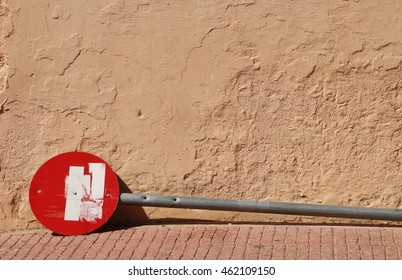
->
29 152 120 235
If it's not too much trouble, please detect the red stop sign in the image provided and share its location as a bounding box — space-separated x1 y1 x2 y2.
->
29 152 120 235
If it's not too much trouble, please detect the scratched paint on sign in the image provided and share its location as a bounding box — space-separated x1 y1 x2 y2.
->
64 163 106 222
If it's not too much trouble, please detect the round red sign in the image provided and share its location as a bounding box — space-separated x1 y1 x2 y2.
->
29 152 120 235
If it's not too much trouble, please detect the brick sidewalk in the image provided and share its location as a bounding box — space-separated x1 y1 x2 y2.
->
1 224 401 260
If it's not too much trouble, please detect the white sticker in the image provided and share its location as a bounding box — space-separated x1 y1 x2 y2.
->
64 163 106 222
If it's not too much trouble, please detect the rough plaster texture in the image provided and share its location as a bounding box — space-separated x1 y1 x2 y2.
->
1 0 402 232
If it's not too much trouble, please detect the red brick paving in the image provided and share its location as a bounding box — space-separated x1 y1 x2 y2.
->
217 225 239 259
1 224 402 260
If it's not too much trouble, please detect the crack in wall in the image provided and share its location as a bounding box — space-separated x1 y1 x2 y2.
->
58 49 82 76
179 22 230 83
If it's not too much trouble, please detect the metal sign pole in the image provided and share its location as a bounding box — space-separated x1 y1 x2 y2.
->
120 193 402 221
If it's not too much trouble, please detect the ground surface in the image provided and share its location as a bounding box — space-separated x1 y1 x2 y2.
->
1 224 402 260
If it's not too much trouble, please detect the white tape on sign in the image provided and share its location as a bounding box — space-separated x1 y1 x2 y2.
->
64 163 106 222
89 163 106 199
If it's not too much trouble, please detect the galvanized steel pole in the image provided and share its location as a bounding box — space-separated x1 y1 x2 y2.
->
120 193 402 221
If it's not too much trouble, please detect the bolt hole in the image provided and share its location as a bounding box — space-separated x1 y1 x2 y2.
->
173 198 178 202
106 194 111 198
73 191 77 195
142 196 147 200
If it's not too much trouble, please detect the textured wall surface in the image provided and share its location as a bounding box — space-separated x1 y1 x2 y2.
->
1 0 402 232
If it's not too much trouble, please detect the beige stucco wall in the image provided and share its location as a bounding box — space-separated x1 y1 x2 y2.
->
1 0 402 232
